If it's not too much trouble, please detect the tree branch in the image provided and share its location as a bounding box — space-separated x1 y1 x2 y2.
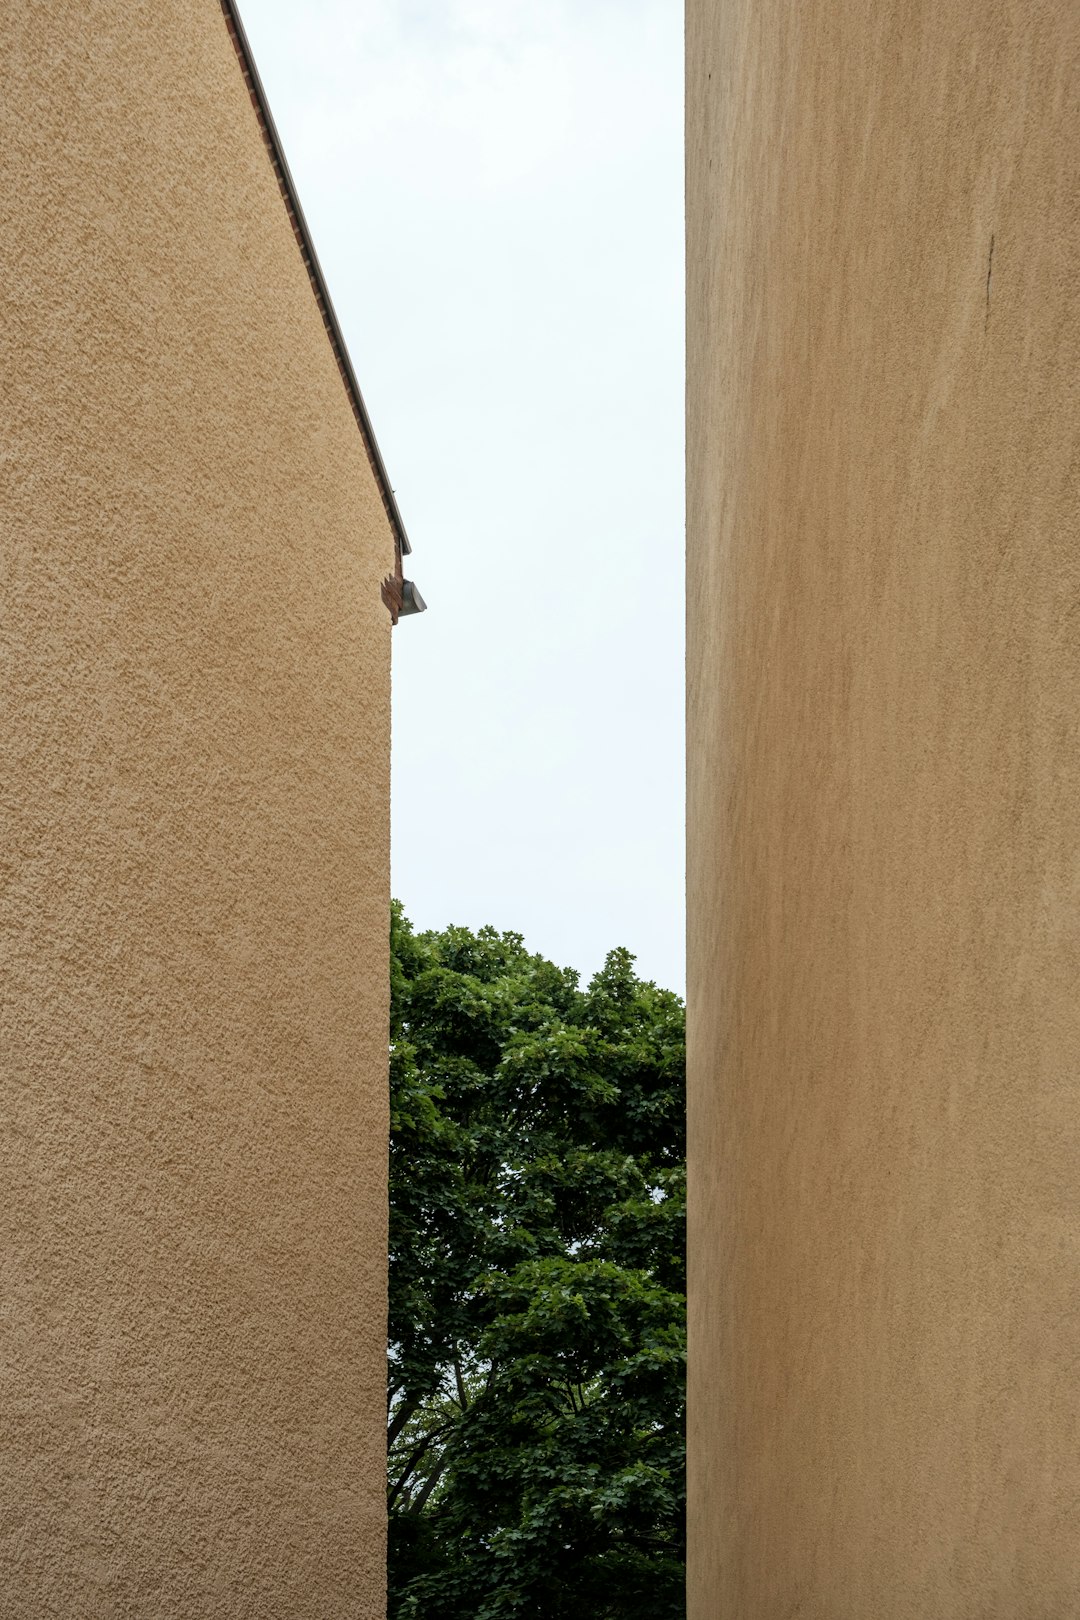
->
388 1422 455 1512
409 1450 451 1516
452 1346 469 1412
387 1394 422 1448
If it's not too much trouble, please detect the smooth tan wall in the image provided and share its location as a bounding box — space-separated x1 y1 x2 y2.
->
687 1 1080 1613
1 3 394 1614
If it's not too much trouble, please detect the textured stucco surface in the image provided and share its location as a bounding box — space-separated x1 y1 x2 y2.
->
1 3 394 1614
687 1 1080 1614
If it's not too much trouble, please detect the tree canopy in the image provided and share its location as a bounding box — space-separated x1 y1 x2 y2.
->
388 903 686 1619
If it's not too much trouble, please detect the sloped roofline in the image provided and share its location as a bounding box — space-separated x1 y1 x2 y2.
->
220 0 411 557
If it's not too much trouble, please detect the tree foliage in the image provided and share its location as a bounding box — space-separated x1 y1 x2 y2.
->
388 903 685 1619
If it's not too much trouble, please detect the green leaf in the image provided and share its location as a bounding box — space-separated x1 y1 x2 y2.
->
388 905 685 1619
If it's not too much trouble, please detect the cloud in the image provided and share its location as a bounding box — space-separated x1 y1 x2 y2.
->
250 0 676 196
237 0 685 990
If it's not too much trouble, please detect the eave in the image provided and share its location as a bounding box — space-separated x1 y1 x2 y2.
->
220 0 412 560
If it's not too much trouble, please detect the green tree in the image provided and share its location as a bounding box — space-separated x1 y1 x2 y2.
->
388 903 685 1620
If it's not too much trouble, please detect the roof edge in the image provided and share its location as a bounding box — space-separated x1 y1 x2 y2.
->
220 0 411 556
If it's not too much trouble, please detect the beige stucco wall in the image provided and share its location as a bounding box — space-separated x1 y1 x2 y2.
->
1 3 394 1614
687 1 1080 1614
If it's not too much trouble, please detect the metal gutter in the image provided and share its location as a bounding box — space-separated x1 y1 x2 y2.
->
219 0 411 556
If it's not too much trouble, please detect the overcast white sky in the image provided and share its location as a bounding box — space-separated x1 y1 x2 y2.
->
239 0 684 993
